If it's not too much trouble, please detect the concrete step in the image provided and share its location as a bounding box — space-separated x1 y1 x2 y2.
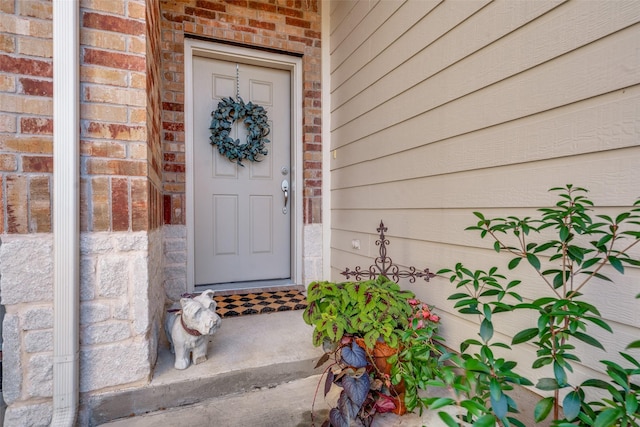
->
86 309 324 426
97 374 459 427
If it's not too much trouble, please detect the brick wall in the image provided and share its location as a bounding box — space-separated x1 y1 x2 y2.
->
0 0 163 234
159 0 323 225
0 0 53 234
80 0 161 231
146 0 164 230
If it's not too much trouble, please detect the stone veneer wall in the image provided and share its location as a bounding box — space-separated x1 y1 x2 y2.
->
0 230 162 425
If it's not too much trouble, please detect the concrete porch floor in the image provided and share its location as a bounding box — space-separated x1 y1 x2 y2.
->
87 309 324 425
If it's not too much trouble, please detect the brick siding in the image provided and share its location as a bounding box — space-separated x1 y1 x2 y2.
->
0 0 53 234
159 0 323 225
0 0 164 233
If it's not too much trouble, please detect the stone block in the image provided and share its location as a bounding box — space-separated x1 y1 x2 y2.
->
162 224 186 239
81 321 131 345
304 257 322 284
304 223 323 257
2 314 22 404
3 402 52 427
80 301 111 324
81 232 115 255
164 237 186 253
164 278 187 301
113 301 129 320
80 340 150 392
80 256 97 301
0 235 53 305
114 231 147 251
163 265 185 280
21 305 53 330
165 250 186 264
27 353 53 397
132 254 151 333
24 329 53 353
97 255 129 298
132 254 148 285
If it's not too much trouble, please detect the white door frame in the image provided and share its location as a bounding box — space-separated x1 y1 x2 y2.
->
184 39 304 291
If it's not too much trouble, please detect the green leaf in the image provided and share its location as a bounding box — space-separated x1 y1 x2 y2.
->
526 253 541 270
620 351 640 368
536 378 560 391
512 328 538 345
483 304 493 321
583 316 613 333
473 211 486 221
491 342 511 350
491 393 508 420
460 399 488 417
480 319 494 343
429 397 456 410
562 390 581 421
616 212 631 223
532 357 552 369
554 361 567 386
534 241 557 253
572 331 605 350
508 257 522 270
474 414 497 427
506 417 527 427
626 393 638 416
438 411 459 427
593 408 623 427
607 256 624 274
489 378 502 403
533 397 554 422
465 358 491 374
581 378 613 390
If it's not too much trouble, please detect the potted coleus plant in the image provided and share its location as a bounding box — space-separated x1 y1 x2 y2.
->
303 275 443 426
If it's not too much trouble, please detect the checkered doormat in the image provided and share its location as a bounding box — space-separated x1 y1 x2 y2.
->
213 289 308 318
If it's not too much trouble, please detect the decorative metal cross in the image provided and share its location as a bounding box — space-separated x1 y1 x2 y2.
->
341 221 435 283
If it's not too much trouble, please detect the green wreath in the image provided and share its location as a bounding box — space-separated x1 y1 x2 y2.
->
209 97 270 166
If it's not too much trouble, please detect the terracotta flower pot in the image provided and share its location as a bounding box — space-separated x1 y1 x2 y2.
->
355 337 397 375
354 337 407 415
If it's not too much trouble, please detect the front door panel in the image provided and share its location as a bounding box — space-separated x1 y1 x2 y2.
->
193 56 291 286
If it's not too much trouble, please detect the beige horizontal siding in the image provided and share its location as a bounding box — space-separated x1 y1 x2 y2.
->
332 88 640 187
328 0 640 388
333 23 640 151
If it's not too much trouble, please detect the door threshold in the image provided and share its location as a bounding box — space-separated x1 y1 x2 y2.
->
195 280 305 297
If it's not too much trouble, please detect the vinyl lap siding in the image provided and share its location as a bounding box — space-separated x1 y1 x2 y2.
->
328 0 640 387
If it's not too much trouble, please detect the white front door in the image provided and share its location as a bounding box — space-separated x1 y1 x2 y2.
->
192 56 292 287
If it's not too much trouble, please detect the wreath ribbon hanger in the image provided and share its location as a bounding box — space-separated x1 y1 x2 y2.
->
209 63 271 166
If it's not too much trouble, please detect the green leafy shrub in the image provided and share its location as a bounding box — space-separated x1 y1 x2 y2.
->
431 185 640 427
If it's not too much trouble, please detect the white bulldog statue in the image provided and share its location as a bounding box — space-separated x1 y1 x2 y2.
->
165 290 222 370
